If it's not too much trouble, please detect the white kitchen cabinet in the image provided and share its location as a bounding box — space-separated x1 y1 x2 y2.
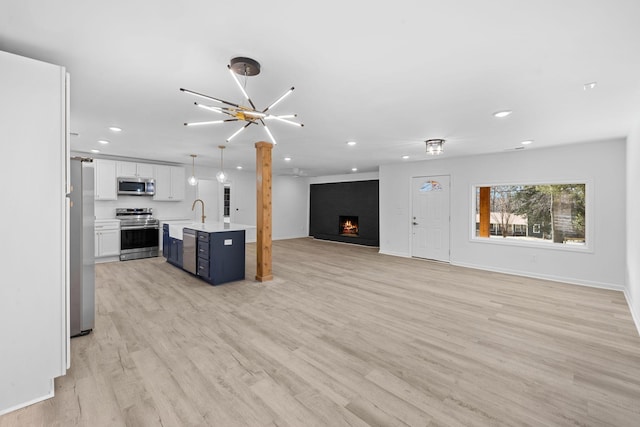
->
94 159 117 200
117 161 154 178
154 165 185 201
95 220 120 261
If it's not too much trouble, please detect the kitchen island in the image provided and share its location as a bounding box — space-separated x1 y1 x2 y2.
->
163 222 254 285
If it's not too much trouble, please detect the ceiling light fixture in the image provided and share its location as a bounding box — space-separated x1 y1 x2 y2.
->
236 165 243 170
351 167 358 172
216 145 227 183
188 154 198 186
181 57 303 145
425 139 445 155
284 157 292 161
347 141 357 146
109 127 122 132
98 139 109 144
402 155 410 159
493 110 512 118
521 140 533 145
90 149 100 153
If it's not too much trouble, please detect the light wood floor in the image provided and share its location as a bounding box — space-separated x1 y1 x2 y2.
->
2 238 640 426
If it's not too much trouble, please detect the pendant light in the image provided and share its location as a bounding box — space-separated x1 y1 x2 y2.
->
216 145 227 183
188 154 198 186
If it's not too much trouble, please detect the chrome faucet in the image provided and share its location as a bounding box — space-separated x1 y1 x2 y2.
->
192 199 206 223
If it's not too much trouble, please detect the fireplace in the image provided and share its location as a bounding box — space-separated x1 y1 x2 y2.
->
339 216 359 237
309 180 379 246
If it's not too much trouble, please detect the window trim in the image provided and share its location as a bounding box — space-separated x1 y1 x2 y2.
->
469 179 594 253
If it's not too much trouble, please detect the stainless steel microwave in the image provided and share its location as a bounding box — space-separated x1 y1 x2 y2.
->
117 177 155 196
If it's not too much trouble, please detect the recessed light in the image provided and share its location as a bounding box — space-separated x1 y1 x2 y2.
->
347 141 357 146
521 140 533 145
90 149 100 153
401 155 410 159
284 157 292 161
351 167 358 172
109 126 122 132
493 110 512 118
583 82 597 90
236 166 243 170
98 139 110 144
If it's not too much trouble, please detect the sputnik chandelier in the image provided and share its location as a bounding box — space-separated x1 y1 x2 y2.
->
181 57 303 144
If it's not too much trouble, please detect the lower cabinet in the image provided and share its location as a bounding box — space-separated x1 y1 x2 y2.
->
167 238 183 268
95 220 120 261
162 224 170 259
162 224 183 267
163 225 246 285
196 230 245 285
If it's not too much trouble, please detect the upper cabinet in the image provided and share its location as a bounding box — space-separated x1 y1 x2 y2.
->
154 165 185 201
117 161 154 179
94 159 117 200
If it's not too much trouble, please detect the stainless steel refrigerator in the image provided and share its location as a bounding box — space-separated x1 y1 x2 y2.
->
69 158 95 337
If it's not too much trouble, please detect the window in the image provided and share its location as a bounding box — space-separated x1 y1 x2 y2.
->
474 183 588 248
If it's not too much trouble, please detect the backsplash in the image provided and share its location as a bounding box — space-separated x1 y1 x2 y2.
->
95 186 199 220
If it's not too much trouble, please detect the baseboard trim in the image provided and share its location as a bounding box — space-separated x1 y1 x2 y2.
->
623 289 640 337
452 261 624 292
0 379 54 416
378 249 411 258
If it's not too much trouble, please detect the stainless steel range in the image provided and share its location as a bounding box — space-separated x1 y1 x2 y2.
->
116 208 159 261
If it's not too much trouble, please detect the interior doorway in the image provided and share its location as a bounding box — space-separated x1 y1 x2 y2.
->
411 175 450 262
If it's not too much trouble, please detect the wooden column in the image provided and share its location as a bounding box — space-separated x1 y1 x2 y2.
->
479 187 491 237
255 141 273 282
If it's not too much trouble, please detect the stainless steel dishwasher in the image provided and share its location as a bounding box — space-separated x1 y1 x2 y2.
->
182 228 197 274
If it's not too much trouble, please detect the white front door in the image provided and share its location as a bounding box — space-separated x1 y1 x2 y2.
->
411 175 450 262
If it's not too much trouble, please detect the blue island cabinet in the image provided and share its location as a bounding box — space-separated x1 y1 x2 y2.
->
197 230 245 285
162 224 183 268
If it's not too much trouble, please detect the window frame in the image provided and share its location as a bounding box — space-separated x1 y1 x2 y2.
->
470 179 593 253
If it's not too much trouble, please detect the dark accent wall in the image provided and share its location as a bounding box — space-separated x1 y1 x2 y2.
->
309 180 379 246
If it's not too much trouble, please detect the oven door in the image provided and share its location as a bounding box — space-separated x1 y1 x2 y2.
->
120 226 159 260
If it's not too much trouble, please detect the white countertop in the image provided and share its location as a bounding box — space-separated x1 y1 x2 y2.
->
168 222 256 240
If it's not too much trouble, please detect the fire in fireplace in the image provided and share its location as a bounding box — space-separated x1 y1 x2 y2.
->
339 216 359 236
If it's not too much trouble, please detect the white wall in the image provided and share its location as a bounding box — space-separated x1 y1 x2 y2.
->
308 171 379 184
1 51 66 414
380 140 626 290
626 119 640 333
182 169 309 243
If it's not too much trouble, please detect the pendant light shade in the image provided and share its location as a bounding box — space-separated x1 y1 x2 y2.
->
216 145 227 183
188 154 198 186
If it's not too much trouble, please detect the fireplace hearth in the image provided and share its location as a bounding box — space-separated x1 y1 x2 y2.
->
339 216 359 237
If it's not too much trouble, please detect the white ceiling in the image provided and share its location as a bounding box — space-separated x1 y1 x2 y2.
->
2 0 640 176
